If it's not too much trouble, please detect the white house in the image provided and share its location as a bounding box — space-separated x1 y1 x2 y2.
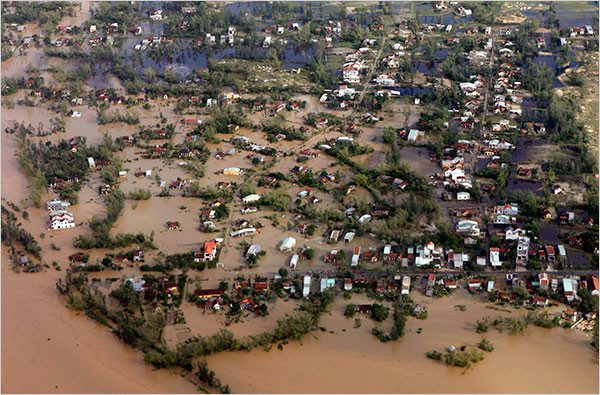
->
489 248 502 267
241 194 261 204
320 278 336 292
457 192 471 201
456 220 480 236
87 157 96 168
279 237 297 252
47 199 70 212
302 275 312 297
48 210 75 230
290 254 299 268
246 244 261 257
230 227 256 237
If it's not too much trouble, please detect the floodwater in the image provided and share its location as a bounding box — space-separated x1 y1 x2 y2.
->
207 290 599 394
1 259 199 394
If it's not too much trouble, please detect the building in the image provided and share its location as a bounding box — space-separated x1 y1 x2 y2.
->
279 237 297 252
302 275 311 298
320 278 336 292
516 236 530 266
401 276 411 295
246 244 261 257
194 240 218 262
195 288 225 299
47 199 70 212
489 247 502 267
457 192 471 201
351 246 361 267
241 194 261 204
230 227 256 237
456 220 480 236
223 167 242 176
539 273 549 291
563 278 574 302
48 210 75 230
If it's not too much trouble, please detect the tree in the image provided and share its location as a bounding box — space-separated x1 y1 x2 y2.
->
370 303 389 322
478 338 494 352
278 267 288 278
344 304 356 317
578 288 597 315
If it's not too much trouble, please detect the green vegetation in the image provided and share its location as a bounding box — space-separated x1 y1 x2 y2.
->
196 360 231 394
1 205 42 259
427 347 484 369
97 109 140 125
477 338 494 352
128 189 152 201
370 303 389 322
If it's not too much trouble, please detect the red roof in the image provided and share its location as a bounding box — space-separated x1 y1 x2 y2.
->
194 288 224 297
203 240 217 255
591 276 599 291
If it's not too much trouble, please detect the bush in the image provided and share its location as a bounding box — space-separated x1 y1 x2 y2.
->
426 350 443 360
478 338 494 352
344 304 356 317
444 348 484 368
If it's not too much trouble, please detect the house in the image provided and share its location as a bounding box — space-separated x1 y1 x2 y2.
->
329 229 341 242
546 245 556 263
195 288 225 299
590 276 599 296
533 296 548 307
194 240 218 262
126 276 146 292
539 273 549 290
407 129 422 142
351 246 361 267
133 250 144 262
254 281 269 293
457 192 471 201
344 278 353 291
230 227 256 237
563 278 574 302
516 237 530 266
456 220 480 236
166 221 180 230
48 210 75 230
279 237 297 252
415 242 444 268
242 194 261 204
489 248 502 267
302 275 312 297
87 157 96 168
223 167 241 176
401 276 411 295
439 277 456 290
344 231 356 243
467 279 483 291
320 278 336 292
47 199 70 212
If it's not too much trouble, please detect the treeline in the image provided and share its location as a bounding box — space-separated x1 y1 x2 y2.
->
97 109 140 125
59 271 336 392
1 205 41 259
1 1 73 25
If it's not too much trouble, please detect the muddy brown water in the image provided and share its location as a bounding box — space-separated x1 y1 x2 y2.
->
207 290 599 394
